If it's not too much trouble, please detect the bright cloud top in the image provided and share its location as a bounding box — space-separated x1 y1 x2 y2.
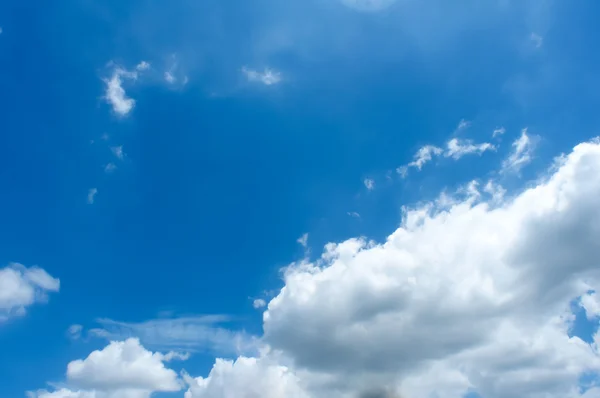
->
30 338 182 398
181 137 600 398
0 263 60 322
103 62 149 116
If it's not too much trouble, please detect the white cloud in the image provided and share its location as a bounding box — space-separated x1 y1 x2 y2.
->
501 128 537 174
347 211 361 218
242 67 282 86
87 188 97 204
183 356 309 398
104 163 117 173
493 127 506 138
103 62 147 116
163 351 191 362
444 138 495 160
297 233 309 248
363 178 375 191
136 61 150 71
0 263 59 321
581 292 600 320
396 145 443 177
111 146 124 160
253 299 267 309
30 339 181 398
165 71 176 84
67 324 83 340
88 316 256 355
183 137 600 398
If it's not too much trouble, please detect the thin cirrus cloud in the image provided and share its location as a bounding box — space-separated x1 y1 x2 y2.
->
241 67 282 86
86 315 258 356
0 263 59 322
87 188 97 204
500 128 538 174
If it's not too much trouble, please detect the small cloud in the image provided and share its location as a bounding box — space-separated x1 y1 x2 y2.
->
0 27 3 35
163 351 191 362
103 62 147 116
253 299 267 309
67 324 83 340
493 127 506 138
530 32 543 48
501 128 537 174
165 71 176 84
87 188 97 204
456 119 471 131
397 145 443 177
347 211 361 218
242 67 282 86
297 233 309 248
104 163 117 173
363 178 375 191
101 133 110 141
136 61 151 71
111 146 124 160
444 138 495 160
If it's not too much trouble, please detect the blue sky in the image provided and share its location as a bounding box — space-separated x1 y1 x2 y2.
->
2 1 600 398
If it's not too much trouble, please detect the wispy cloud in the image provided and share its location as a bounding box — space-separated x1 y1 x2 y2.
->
87 188 97 204
493 127 506 138
456 119 471 131
111 146 124 160
530 32 543 48
66 324 83 340
501 128 537 174
397 145 443 177
87 316 257 355
347 211 361 218
242 67 282 86
444 138 495 160
104 163 117 173
297 233 309 248
363 178 375 191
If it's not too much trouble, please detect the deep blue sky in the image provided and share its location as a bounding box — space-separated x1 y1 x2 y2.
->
1 0 600 397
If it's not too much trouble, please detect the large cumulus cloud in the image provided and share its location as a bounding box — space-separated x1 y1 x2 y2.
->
186 138 600 398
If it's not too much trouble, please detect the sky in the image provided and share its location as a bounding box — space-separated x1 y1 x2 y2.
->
1 0 600 397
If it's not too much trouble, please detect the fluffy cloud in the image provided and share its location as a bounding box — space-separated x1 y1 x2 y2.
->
0 263 59 321
183 356 309 398
30 338 182 398
581 292 600 320
242 67 282 86
185 138 600 398
103 62 148 116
